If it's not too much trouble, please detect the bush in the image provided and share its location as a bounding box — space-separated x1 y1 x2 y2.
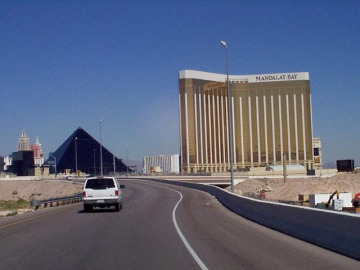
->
0 199 30 211
6 211 17 216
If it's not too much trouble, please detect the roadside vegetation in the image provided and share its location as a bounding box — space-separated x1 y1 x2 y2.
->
0 199 30 216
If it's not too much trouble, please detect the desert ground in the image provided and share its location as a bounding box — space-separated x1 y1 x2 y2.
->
1 173 360 202
0 178 83 201
233 172 360 202
0 178 84 216
1 172 360 216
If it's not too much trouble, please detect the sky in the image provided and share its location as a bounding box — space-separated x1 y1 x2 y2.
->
0 1 359 167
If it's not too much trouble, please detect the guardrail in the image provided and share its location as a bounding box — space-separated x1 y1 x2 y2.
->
30 193 83 210
143 178 360 261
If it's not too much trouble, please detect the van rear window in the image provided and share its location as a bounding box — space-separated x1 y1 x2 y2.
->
85 178 115 189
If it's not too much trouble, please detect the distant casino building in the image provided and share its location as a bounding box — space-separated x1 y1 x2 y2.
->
44 127 129 175
18 129 30 151
178 70 314 174
143 154 180 174
29 137 44 167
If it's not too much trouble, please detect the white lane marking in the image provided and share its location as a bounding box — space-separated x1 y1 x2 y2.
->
165 187 209 270
124 179 208 269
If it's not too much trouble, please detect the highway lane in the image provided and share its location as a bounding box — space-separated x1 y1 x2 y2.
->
0 179 358 269
0 180 198 270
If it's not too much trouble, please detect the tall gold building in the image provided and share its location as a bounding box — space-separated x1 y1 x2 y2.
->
178 70 314 174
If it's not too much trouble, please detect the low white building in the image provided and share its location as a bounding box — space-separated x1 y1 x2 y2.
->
143 154 180 174
3 156 12 171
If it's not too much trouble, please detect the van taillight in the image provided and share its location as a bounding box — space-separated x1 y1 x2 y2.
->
115 190 119 196
83 191 86 197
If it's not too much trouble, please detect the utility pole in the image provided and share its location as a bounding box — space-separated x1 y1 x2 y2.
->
283 154 287 183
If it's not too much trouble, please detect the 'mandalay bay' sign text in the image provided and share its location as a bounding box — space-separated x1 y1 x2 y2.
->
256 74 297 81
247 72 309 83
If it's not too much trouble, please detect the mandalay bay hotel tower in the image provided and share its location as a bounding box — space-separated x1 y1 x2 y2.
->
178 70 314 174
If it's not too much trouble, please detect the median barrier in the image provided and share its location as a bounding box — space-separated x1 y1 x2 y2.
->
149 178 360 261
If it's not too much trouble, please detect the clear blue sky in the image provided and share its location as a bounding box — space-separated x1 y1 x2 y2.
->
0 1 359 166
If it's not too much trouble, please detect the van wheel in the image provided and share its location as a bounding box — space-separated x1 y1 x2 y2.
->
115 203 120 212
84 205 92 212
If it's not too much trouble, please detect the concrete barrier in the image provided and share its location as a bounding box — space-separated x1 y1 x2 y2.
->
149 179 360 260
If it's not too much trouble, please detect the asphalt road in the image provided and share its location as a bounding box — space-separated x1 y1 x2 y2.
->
0 179 358 270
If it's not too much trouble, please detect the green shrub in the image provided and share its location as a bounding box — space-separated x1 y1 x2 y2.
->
0 199 30 211
6 211 17 216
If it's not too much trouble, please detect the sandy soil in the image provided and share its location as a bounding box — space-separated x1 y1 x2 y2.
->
1 172 360 204
233 172 360 202
0 179 83 201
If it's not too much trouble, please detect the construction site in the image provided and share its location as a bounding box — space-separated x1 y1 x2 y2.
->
233 170 360 214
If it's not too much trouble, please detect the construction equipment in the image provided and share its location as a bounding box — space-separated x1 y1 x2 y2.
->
325 190 339 208
352 193 360 208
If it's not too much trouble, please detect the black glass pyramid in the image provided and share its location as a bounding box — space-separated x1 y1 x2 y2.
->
44 127 129 175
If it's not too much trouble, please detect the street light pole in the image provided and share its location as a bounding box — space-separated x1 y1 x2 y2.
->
50 153 57 178
126 144 129 177
99 119 103 176
220 40 234 193
75 137 78 177
93 148 96 175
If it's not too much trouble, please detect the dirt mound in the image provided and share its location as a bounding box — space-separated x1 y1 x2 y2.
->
234 173 360 201
0 180 83 201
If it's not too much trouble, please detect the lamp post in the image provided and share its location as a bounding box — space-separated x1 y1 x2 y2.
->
93 148 96 175
49 153 57 178
220 40 234 193
99 119 103 176
75 137 78 177
126 144 129 177
113 154 116 176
